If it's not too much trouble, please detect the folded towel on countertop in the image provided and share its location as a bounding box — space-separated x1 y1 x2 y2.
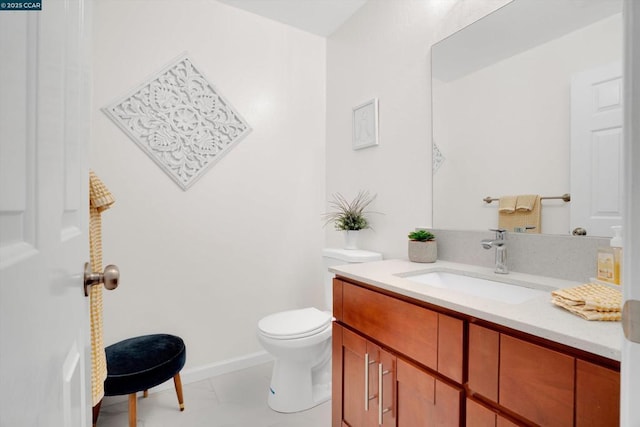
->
551 283 621 321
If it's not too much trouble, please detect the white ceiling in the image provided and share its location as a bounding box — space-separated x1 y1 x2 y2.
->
432 0 622 81
217 0 368 37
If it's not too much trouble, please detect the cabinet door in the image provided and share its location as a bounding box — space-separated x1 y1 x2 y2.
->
397 358 462 426
332 323 346 427
438 314 464 384
575 359 620 427
340 326 376 427
338 327 396 427
468 324 500 402
500 335 575 426
376 346 397 427
466 398 522 427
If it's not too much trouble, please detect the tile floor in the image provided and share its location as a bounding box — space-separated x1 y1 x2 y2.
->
96 362 331 427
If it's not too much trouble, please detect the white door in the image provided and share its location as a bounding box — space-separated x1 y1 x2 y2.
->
621 1 640 425
570 62 623 237
0 1 93 426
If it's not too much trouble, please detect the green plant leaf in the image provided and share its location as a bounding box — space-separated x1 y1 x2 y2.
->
408 230 435 241
321 190 378 231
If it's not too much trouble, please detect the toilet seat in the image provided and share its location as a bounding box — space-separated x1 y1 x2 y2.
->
258 307 331 340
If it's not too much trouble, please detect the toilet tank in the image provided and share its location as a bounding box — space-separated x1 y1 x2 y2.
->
322 248 383 311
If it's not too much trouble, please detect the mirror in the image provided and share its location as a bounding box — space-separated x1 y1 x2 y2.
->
431 0 622 236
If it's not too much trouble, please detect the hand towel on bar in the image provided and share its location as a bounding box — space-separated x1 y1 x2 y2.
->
498 195 541 233
498 195 517 213
89 171 115 406
516 194 537 211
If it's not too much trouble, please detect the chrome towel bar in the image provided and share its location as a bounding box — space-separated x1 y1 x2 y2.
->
483 193 571 204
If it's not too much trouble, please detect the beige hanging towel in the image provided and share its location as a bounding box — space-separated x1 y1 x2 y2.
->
89 171 115 406
515 194 537 211
498 194 541 233
498 195 517 213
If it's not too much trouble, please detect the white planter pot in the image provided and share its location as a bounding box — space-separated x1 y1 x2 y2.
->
344 230 360 250
408 240 437 263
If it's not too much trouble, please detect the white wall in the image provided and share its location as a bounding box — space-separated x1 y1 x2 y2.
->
91 0 326 370
325 0 511 258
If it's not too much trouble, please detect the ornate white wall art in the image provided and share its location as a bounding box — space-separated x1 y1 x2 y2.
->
103 53 252 190
432 141 445 174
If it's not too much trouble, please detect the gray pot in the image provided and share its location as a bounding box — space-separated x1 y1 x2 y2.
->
408 240 437 263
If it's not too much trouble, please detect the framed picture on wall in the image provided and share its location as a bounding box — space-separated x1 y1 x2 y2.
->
352 98 379 150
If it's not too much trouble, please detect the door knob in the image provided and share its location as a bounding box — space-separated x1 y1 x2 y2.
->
572 227 587 236
84 262 119 297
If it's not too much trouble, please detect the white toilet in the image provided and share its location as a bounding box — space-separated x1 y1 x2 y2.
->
257 248 382 413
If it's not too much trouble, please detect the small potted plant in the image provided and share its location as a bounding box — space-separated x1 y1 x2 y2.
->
408 230 437 263
322 191 376 249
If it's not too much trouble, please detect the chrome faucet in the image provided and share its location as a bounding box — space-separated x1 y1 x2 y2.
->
481 229 508 274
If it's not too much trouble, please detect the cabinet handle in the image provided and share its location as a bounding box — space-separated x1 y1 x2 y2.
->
378 363 391 425
364 353 376 411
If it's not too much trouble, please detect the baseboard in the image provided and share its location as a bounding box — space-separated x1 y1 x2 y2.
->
100 350 273 407
178 350 274 386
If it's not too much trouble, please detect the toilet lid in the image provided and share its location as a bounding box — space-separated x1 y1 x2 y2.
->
258 307 332 339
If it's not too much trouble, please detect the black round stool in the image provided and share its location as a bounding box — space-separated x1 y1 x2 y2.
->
102 334 186 427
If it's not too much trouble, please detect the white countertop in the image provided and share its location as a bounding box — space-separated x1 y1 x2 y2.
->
330 259 623 361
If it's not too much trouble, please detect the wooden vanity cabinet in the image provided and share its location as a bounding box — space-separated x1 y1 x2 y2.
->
333 279 464 427
333 278 620 427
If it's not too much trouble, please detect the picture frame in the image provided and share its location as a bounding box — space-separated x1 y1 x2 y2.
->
352 98 379 150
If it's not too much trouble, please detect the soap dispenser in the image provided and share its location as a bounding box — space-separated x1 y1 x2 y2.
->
610 225 623 285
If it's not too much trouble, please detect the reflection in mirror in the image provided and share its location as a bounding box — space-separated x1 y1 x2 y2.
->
432 0 622 237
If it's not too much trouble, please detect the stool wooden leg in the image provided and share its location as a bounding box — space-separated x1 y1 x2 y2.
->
173 373 185 411
92 399 102 427
143 390 149 398
128 393 137 427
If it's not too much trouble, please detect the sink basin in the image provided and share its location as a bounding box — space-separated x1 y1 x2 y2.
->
403 271 550 304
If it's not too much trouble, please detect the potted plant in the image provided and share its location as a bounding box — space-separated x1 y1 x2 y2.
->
323 191 376 249
408 230 437 263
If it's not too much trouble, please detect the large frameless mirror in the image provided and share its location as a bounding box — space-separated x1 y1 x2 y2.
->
431 0 622 237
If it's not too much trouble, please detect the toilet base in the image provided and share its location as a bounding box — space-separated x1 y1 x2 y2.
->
267 355 331 413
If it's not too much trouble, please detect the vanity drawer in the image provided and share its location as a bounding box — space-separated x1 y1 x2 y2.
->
575 359 620 426
500 334 575 427
338 279 463 380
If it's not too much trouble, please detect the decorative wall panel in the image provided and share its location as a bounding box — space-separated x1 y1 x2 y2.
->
103 53 251 190
432 141 445 174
